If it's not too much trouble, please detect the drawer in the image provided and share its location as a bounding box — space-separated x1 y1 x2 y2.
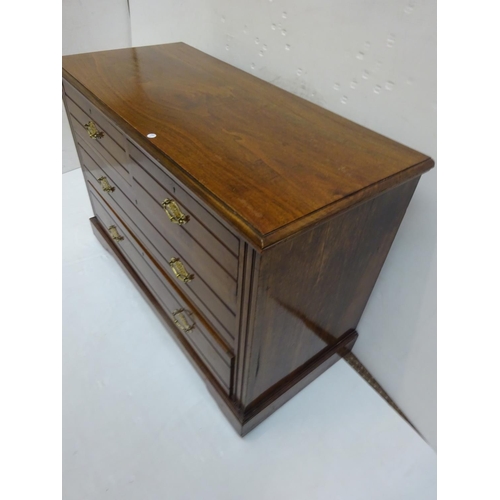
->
88 184 234 392
127 142 239 275
64 81 130 190
75 134 132 200
81 153 237 347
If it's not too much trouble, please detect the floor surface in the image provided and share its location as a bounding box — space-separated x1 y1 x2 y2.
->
63 169 437 500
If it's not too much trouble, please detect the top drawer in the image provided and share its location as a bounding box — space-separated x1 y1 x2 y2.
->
63 81 131 192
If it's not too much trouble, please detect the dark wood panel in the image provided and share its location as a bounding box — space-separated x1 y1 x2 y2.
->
76 137 131 199
90 216 245 428
89 185 230 359
137 226 238 336
131 173 239 309
64 79 127 151
93 216 359 436
63 43 434 248
66 97 128 174
78 135 238 320
63 43 435 436
81 158 237 347
130 156 238 287
88 187 233 391
233 242 260 405
73 124 132 196
128 141 239 257
241 177 421 405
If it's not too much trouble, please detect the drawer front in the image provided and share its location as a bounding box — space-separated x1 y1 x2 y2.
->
128 142 239 261
64 81 131 192
75 134 132 200
80 145 237 348
128 146 238 307
65 81 240 346
88 184 234 392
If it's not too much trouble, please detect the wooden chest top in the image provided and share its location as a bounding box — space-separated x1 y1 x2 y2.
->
62 42 433 248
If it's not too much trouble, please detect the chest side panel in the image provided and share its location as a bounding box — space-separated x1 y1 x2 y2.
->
242 177 421 406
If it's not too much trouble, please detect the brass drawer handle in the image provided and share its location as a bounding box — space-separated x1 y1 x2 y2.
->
84 121 104 140
169 257 194 283
97 176 115 193
161 199 189 225
108 225 124 241
172 308 195 332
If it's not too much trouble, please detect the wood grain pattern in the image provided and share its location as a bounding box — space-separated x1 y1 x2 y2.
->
130 166 239 310
62 42 434 249
240 177 420 405
63 43 435 436
88 186 234 391
64 81 127 156
64 79 127 149
90 217 243 426
80 146 238 347
128 141 239 258
233 242 260 406
66 90 132 194
76 137 130 198
90 215 358 436
65 92 128 164
129 150 239 283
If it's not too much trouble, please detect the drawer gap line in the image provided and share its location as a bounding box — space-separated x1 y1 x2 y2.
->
90 189 235 356
95 213 231 388
78 139 130 183
65 93 126 152
134 180 238 313
131 155 239 259
70 113 127 169
135 175 238 284
86 171 237 341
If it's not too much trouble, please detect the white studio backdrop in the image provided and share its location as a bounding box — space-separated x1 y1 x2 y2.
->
62 0 437 449
62 0 132 173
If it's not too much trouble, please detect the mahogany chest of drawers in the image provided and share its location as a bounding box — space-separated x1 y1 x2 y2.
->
62 42 434 435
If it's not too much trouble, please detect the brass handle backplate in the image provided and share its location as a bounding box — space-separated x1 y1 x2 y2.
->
84 121 104 140
97 176 115 193
172 308 195 332
169 258 194 283
161 199 189 225
108 225 124 242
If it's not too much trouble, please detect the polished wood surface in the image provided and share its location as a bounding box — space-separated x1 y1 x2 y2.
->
128 144 239 281
90 216 241 425
62 42 434 249
65 87 128 165
77 139 129 202
88 187 234 391
128 141 239 258
239 177 420 405
64 81 132 195
63 43 435 435
79 142 238 347
90 215 357 436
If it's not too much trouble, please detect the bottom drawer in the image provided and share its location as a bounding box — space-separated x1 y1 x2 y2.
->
88 185 234 393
